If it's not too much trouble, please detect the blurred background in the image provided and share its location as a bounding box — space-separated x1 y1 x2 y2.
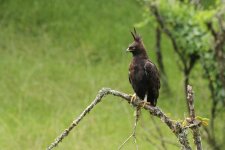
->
0 0 224 149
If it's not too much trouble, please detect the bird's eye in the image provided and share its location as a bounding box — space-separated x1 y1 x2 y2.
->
130 46 135 50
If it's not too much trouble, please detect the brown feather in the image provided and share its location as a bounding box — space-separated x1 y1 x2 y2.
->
127 29 160 106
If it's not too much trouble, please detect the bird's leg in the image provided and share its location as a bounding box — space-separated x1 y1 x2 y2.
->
130 93 137 104
141 93 150 107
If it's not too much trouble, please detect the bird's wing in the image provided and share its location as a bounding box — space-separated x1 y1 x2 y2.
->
144 60 160 89
128 71 131 84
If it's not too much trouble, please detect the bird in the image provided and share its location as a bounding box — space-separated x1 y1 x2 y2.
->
126 28 160 107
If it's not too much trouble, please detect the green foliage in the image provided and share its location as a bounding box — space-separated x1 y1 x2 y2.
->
200 6 225 107
181 116 209 127
195 116 209 126
0 0 223 149
152 0 214 55
201 49 225 105
141 0 225 148
143 0 225 104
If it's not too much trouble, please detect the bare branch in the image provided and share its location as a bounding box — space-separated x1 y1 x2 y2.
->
207 16 225 89
118 107 140 150
47 88 197 150
187 85 196 120
187 85 202 150
150 3 194 114
47 88 109 150
150 4 187 67
206 22 217 40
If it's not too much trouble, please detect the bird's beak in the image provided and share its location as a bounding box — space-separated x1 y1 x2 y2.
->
126 47 130 52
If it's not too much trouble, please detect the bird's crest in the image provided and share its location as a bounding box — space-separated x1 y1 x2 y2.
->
131 28 141 42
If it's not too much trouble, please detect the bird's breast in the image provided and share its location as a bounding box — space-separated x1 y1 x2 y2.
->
129 63 146 83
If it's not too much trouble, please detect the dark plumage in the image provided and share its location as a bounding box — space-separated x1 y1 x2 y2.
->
127 28 160 106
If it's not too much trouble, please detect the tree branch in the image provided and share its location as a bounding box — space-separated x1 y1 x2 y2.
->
118 107 140 150
47 88 201 150
206 22 217 40
187 85 202 150
150 3 193 114
150 4 187 67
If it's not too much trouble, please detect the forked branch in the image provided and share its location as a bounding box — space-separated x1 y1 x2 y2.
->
47 87 201 150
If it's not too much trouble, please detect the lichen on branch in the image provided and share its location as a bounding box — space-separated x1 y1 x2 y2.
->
47 86 202 150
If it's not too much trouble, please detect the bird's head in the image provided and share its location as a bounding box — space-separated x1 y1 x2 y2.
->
126 28 146 56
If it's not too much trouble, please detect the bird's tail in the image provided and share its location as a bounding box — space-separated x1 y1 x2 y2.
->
152 99 157 107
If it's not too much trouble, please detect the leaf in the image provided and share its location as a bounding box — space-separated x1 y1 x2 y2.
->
195 116 209 126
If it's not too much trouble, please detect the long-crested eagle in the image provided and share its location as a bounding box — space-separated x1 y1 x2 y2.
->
126 28 160 106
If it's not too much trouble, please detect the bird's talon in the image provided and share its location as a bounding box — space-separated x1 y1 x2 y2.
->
130 93 136 104
141 101 150 107
127 28 160 109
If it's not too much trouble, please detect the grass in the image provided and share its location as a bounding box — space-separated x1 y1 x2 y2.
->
0 0 220 149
